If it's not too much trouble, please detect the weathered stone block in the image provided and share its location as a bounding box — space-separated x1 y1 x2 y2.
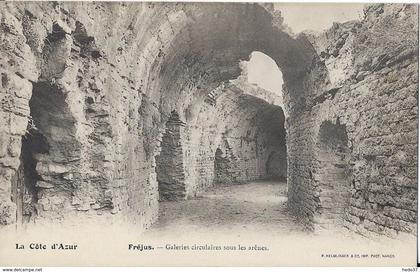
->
0 201 16 225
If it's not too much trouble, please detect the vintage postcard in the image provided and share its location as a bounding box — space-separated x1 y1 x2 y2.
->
0 1 418 267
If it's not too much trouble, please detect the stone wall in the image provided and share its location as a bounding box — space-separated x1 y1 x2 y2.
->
183 80 287 188
313 121 352 230
1 1 306 228
266 150 287 179
288 4 418 237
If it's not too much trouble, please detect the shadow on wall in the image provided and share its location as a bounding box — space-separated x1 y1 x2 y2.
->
314 120 352 230
11 122 49 225
266 150 287 180
213 139 240 184
11 81 81 225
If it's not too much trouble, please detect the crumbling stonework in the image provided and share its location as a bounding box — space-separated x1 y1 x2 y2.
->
288 4 418 237
0 2 417 239
213 143 239 184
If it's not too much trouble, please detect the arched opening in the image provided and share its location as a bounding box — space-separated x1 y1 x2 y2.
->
256 105 287 183
148 37 293 229
266 151 287 179
213 140 239 184
155 110 187 201
246 51 284 97
11 81 81 224
11 122 49 225
315 120 351 229
151 90 293 234
143 2 318 236
208 87 287 187
241 52 288 183
225 52 288 185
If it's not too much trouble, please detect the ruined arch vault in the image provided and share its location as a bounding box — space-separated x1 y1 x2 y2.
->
0 2 418 238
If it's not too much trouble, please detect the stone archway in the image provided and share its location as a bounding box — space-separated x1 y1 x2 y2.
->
0 2 324 230
205 88 287 185
14 81 81 222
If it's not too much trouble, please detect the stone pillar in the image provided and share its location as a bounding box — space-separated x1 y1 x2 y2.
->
156 111 187 201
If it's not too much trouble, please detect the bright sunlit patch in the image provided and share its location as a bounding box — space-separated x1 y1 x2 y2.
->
245 51 284 95
275 3 364 34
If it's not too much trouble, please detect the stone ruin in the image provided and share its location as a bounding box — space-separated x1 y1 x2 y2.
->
0 2 418 238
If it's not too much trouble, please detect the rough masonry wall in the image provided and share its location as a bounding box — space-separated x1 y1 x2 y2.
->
1 2 169 228
224 101 286 182
288 4 419 237
314 121 352 230
183 80 287 193
1 2 311 229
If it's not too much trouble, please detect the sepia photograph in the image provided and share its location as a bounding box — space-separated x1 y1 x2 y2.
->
0 0 418 268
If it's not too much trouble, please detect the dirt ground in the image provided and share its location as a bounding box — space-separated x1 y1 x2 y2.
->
2 180 414 267
144 179 308 239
